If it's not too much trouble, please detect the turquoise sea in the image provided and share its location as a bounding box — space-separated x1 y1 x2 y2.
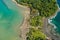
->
0 0 23 40
50 0 60 34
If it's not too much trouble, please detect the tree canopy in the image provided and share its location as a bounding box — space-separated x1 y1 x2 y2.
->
16 0 58 17
15 0 58 26
27 28 46 40
15 0 58 40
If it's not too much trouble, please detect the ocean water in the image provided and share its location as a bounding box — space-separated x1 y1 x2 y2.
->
57 0 60 8
0 0 23 40
51 11 60 34
51 0 60 34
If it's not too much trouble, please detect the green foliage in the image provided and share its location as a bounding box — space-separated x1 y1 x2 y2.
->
30 16 43 26
27 28 46 40
16 0 58 17
15 0 58 26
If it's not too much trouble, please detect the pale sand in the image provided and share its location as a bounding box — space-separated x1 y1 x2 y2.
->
12 0 30 40
12 0 29 9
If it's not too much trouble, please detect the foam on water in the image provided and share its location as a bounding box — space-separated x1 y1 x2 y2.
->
48 0 60 34
50 11 60 34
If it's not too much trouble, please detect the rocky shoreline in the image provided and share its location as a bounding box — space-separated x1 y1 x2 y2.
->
12 0 30 40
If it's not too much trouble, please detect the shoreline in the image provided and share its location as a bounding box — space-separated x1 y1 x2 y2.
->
12 0 29 9
48 0 60 29
48 9 58 28
48 8 59 29
47 4 60 39
12 0 30 40
48 4 60 38
12 0 60 40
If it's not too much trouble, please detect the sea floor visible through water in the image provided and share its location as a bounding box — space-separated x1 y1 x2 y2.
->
0 0 23 40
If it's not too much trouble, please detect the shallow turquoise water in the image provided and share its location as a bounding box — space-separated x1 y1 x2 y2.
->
0 0 23 40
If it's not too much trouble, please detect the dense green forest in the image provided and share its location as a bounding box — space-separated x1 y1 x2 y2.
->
26 28 46 40
15 0 58 26
15 0 58 40
15 0 58 17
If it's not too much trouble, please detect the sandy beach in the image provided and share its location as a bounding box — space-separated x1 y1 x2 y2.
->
12 0 29 9
12 0 30 40
12 0 59 40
